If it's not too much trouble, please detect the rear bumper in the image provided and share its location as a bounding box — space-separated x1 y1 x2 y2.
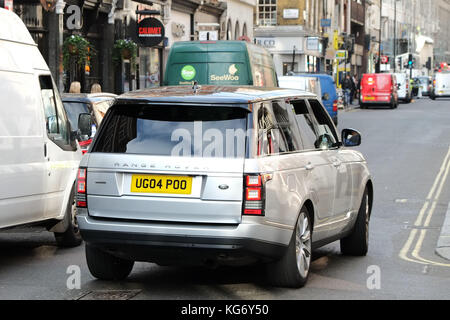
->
77 212 292 264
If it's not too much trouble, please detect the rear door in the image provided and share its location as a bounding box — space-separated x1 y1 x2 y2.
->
437 74 450 95
87 104 249 224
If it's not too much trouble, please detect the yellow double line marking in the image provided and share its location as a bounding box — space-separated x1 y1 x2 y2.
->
399 147 450 267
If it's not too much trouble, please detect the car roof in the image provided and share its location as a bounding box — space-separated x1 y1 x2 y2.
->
115 86 316 107
61 93 117 103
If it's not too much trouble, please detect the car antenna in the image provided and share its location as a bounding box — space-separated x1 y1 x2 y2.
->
192 81 201 94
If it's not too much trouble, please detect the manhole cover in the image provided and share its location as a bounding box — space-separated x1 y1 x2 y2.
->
77 290 141 300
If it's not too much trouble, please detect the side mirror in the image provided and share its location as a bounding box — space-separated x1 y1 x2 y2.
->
342 128 361 147
78 113 92 138
322 93 330 101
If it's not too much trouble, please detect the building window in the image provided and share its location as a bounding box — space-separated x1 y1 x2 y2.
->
258 0 277 26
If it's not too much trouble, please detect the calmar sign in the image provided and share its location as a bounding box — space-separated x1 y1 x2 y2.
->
137 18 165 47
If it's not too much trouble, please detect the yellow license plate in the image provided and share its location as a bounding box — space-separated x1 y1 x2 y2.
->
364 96 375 101
131 175 192 195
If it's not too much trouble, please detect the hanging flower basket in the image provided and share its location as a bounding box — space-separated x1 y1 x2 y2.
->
121 48 132 60
113 39 138 70
63 35 94 70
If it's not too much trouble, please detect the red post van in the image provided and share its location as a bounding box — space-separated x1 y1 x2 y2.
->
360 73 399 109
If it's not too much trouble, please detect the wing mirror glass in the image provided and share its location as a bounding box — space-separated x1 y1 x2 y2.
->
78 113 92 139
342 128 361 147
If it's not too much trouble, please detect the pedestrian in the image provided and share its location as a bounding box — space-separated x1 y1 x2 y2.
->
350 74 357 105
69 81 81 93
342 74 352 107
91 83 102 93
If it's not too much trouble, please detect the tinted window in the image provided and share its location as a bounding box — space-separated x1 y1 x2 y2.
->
308 99 338 149
272 101 302 152
93 105 249 158
292 99 317 150
256 104 286 155
63 102 90 131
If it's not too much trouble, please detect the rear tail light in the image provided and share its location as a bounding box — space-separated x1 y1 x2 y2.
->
76 168 87 208
333 100 338 112
243 174 271 216
78 139 92 147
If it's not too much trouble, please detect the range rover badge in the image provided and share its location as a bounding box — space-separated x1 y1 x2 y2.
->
219 184 229 190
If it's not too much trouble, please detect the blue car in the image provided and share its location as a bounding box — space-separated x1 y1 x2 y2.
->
293 74 338 125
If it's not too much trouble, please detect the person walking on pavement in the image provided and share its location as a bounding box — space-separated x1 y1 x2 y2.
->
342 74 352 107
350 74 357 105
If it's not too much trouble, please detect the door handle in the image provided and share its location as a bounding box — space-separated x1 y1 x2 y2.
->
44 143 47 158
305 163 315 171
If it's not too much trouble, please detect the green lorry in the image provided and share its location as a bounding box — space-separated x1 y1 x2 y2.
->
164 41 278 87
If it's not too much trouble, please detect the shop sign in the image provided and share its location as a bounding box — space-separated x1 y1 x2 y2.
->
255 38 276 49
137 17 165 47
321 19 331 27
307 37 319 51
283 9 299 19
336 50 347 60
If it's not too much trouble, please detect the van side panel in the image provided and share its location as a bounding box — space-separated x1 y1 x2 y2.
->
0 70 47 228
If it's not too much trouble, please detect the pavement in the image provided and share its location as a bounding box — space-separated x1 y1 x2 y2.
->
436 203 450 261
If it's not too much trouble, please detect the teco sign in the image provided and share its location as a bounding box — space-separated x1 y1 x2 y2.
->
137 17 165 47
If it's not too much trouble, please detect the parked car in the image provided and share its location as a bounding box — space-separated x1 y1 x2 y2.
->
359 73 399 109
289 74 338 125
164 41 278 87
77 85 373 288
62 93 117 154
0 8 91 246
430 72 450 100
393 73 412 103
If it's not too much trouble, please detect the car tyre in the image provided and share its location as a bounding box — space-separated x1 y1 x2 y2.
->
266 208 312 288
340 188 370 256
85 244 134 280
54 187 82 248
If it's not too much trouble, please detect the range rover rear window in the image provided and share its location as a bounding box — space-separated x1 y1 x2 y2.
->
92 105 249 158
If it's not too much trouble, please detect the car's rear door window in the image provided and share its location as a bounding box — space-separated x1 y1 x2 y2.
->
93 105 249 158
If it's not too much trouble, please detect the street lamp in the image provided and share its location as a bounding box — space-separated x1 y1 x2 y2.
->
393 0 401 73
55 0 66 92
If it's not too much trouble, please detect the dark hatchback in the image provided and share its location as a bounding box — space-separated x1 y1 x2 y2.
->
62 93 117 154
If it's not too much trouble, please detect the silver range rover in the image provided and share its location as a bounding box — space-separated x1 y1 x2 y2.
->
77 86 373 288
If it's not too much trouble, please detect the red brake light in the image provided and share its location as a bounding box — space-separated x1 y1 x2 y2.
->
76 168 87 208
246 187 261 201
246 175 261 187
243 175 265 216
333 100 338 112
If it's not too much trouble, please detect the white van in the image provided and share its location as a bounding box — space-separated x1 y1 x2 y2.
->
0 8 86 246
393 73 412 103
430 73 450 100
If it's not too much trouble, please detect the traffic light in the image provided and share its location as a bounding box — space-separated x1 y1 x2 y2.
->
408 54 413 69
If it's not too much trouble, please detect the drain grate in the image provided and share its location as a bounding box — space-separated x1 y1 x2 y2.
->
77 289 141 300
